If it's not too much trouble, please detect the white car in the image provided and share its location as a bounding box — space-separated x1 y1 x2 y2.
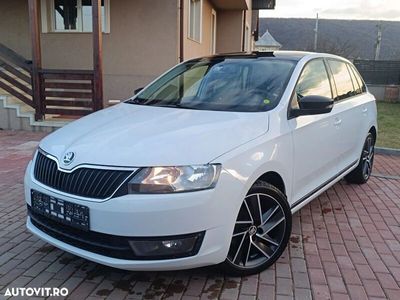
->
25 51 377 276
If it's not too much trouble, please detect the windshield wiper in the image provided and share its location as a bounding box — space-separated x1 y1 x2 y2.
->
126 98 145 104
157 103 202 110
126 100 202 110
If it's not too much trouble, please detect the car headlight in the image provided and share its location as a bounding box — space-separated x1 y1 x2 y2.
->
128 164 221 194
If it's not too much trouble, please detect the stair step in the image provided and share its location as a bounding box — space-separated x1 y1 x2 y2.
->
0 94 70 132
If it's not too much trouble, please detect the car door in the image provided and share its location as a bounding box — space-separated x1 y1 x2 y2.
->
348 63 374 154
326 59 365 170
288 59 341 207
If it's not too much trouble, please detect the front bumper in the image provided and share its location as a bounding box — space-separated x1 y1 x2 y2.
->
24 161 246 270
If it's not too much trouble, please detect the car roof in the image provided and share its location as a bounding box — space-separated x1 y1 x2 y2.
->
192 51 347 62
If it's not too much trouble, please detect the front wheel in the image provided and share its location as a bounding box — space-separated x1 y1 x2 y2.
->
345 132 375 184
221 181 292 276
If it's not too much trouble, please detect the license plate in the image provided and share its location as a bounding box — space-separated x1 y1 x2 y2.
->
31 190 90 231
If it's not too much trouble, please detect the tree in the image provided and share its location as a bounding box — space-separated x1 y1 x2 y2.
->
306 37 361 59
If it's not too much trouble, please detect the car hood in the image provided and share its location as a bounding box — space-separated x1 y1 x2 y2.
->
39 103 269 168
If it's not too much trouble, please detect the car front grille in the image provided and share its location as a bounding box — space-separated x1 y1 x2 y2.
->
33 151 134 199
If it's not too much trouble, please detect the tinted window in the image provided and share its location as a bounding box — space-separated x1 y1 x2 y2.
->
347 64 362 95
350 65 367 93
328 60 356 100
128 58 296 112
292 59 332 109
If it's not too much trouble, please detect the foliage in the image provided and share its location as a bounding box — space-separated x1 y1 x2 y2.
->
376 101 400 149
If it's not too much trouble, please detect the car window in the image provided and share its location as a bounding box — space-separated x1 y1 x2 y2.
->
347 63 362 95
150 65 209 101
291 59 332 109
349 64 367 93
129 58 296 112
328 60 356 101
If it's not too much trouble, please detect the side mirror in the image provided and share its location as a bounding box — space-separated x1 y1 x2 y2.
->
134 87 144 95
291 95 333 117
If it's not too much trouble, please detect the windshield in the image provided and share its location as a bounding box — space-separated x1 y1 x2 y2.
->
127 58 296 112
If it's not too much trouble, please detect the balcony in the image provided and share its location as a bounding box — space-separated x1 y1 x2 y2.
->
252 0 276 9
210 0 249 10
210 0 276 10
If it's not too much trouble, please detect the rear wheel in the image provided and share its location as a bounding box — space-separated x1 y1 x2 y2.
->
345 132 375 184
221 181 291 276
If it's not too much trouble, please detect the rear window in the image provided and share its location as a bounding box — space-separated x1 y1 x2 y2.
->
347 63 361 94
328 59 356 101
349 64 367 93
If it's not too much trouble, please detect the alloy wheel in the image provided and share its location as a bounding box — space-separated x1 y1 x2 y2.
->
227 193 286 269
362 135 374 180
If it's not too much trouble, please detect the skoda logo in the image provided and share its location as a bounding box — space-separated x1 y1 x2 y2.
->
63 152 75 165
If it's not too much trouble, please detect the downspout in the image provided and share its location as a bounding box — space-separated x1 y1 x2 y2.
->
179 0 184 62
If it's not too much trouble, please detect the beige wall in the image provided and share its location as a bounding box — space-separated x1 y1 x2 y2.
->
184 0 251 58
183 0 215 60
0 0 179 101
0 0 31 58
216 10 244 53
0 0 253 101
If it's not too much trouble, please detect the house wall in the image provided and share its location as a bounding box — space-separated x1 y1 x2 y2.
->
215 10 244 53
183 0 254 59
245 6 254 51
0 0 254 102
0 0 179 101
0 0 31 59
183 0 215 60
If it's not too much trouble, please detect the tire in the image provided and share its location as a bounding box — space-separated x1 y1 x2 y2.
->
220 181 292 276
345 132 375 184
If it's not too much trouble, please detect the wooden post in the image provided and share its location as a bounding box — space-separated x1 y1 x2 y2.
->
179 0 184 62
92 0 103 110
28 0 43 120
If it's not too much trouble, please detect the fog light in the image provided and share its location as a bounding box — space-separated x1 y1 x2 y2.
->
128 232 204 259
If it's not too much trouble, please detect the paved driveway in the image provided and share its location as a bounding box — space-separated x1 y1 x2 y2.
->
0 130 399 300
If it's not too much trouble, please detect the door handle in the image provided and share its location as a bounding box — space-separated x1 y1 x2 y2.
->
333 118 342 126
362 108 368 113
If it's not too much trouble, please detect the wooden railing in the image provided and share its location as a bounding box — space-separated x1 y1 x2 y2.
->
0 43 102 121
39 69 96 117
0 43 34 108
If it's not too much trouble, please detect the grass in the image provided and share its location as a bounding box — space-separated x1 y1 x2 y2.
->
376 101 400 149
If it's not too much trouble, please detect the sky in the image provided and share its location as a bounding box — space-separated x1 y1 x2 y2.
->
259 0 400 21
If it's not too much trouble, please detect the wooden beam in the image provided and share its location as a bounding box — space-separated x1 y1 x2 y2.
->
45 90 92 99
0 70 32 95
41 70 93 80
28 0 43 120
0 43 32 71
0 59 31 83
45 82 93 90
179 0 184 62
242 10 246 52
92 0 103 111
0 81 33 107
45 108 92 116
45 99 93 108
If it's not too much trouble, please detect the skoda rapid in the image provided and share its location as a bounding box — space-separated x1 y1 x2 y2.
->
25 51 377 275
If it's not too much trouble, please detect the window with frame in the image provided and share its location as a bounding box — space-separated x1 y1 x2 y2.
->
132 58 295 112
291 59 332 109
328 60 356 101
347 63 362 95
349 64 367 94
188 0 202 42
50 0 109 33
